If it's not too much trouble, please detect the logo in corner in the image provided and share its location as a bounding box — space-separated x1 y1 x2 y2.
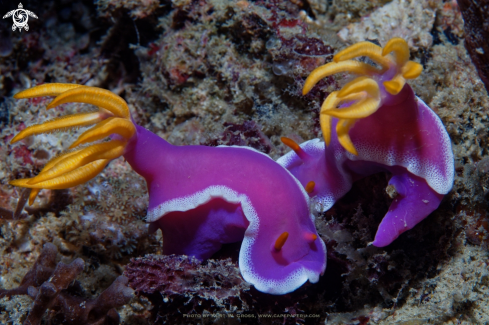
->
2 3 38 32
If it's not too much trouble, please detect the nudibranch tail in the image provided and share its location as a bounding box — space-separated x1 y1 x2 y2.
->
303 37 423 155
10 83 135 204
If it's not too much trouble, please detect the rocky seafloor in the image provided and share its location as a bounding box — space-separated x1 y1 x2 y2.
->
0 0 488 324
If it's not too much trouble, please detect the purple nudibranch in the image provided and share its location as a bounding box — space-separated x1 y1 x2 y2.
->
9 84 326 295
125 124 327 294
279 38 454 247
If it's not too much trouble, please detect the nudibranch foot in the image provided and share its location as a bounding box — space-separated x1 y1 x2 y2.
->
152 198 249 260
373 171 444 247
10 83 135 204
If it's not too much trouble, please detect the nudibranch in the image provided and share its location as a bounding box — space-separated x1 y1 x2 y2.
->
278 38 454 246
9 83 326 295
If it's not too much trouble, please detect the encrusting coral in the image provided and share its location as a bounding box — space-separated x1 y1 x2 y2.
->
0 243 134 325
458 0 489 94
125 254 251 323
336 0 436 50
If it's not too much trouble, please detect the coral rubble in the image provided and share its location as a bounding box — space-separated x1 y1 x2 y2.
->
337 0 436 49
458 0 489 94
0 243 133 325
125 254 250 323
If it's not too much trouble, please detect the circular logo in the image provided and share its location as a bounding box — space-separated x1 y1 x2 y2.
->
2 3 38 32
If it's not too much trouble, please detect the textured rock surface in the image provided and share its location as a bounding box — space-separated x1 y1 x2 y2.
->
0 243 133 325
458 0 489 94
337 0 436 49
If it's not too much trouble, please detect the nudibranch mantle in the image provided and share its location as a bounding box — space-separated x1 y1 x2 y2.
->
278 89 453 210
9 84 326 295
279 38 454 247
124 124 326 294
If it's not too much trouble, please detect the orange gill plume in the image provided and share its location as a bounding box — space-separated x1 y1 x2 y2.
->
302 38 423 155
10 83 136 205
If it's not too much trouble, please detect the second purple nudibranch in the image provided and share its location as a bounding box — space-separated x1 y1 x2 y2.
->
279 38 454 246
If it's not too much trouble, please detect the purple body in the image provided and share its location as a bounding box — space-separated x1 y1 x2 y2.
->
123 125 326 294
278 84 454 246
